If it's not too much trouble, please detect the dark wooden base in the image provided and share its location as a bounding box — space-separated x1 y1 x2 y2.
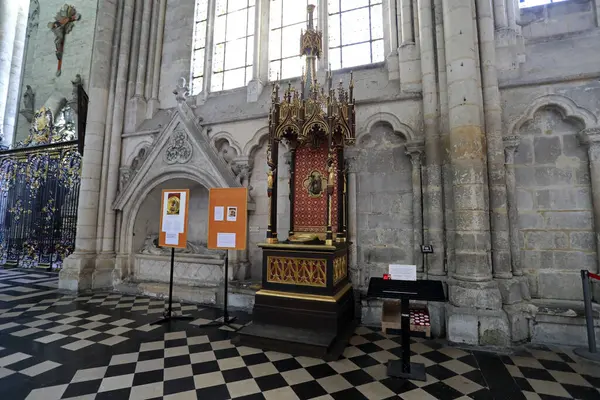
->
234 287 356 361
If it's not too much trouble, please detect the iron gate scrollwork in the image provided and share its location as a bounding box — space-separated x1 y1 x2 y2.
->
0 85 86 270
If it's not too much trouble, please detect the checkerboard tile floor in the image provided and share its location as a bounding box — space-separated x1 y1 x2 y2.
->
0 269 598 399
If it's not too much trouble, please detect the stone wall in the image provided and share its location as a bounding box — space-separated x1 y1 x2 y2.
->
355 123 414 287
15 0 97 143
520 0 596 39
515 107 595 300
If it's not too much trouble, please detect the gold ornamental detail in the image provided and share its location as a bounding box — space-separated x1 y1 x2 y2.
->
333 254 347 285
266 256 327 287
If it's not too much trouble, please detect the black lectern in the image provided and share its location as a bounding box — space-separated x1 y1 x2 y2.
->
367 278 446 381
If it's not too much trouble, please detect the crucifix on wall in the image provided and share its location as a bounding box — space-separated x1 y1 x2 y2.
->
48 4 81 77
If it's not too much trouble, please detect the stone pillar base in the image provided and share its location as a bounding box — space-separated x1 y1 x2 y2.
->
386 52 399 81
93 253 116 290
112 253 131 285
446 305 511 346
59 252 96 291
448 278 502 310
497 276 531 305
246 79 264 103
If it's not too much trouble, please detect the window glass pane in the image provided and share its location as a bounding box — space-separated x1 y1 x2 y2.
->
281 24 302 58
519 0 567 7
214 15 227 43
370 4 383 40
225 38 247 69
371 39 384 63
341 42 370 68
270 0 282 29
246 66 253 85
216 0 228 15
227 9 248 41
223 68 246 90
194 21 207 49
328 0 340 14
213 43 225 72
280 56 302 80
282 0 307 26
341 8 371 45
196 0 208 21
191 77 203 96
212 72 224 91
341 0 369 11
228 0 247 12
192 49 205 76
329 47 341 70
328 13 340 47
249 0 255 6
269 61 280 81
246 37 254 65
247 6 255 35
269 30 282 60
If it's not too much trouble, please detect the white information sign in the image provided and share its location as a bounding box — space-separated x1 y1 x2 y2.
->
214 206 224 221
165 233 179 245
389 264 417 281
162 191 187 234
216 232 236 248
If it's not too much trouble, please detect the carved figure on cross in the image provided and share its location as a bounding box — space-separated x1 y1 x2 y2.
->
48 4 81 77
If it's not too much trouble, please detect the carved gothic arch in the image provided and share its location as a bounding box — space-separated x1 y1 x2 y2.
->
507 94 598 137
210 131 243 156
358 112 418 143
244 126 269 159
113 109 238 211
118 167 222 257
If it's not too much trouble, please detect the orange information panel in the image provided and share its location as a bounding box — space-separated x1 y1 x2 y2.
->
207 187 248 251
158 189 190 248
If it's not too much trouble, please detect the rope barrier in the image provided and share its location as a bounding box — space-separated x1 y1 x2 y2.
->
589 272 600 281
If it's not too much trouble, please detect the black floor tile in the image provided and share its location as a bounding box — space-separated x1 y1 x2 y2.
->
132 369 164 386
422 381 464 400
341 369 375 386
347 354 379 368
330 387 369 400
192 360 220 375
305 363 338 379
95 387 132 400
196 384 231 399
164 354 191 368
164 376 196 395
273 358 303 373
538 359 576 373
242 353 270 366
214 347 240 360
61 380 102 398
291 380 328 399
222 366 253 383
255 373 289 392
562 383 600 400
519 366 556 381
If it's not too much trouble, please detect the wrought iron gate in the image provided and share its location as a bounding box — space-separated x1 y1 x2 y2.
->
0 85 86 270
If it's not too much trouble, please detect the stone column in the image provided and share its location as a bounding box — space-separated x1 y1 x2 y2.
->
506 0 518 30
418 0 445 276
434 0 451 277
60 0 119 291
0 0 19 147
247 0 267 102
406 142 424 272
442 0 500 307
477 0 512 280
199 0 216 102
3 2 30 147
493 0 508 29
145 0 159 101
147 0 166 117
398 0 421 92
503 135 521 276
345 149 360 289
98 0 135 286
578 128 600 274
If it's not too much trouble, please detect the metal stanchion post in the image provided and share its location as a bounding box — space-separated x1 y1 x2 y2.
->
573 269 600 361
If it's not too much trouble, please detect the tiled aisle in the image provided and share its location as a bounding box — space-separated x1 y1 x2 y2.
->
0 269 598 399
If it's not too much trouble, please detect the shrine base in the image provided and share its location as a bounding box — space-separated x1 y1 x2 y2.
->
234 285 356 361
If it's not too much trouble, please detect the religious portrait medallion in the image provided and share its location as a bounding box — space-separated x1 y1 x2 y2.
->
166 193 181 215
303 170 326 198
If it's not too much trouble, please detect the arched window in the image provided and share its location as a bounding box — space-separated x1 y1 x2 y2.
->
191 0 209 95
211 0 255 91
328 0 384 70
268 0 317 81
519 0 567 7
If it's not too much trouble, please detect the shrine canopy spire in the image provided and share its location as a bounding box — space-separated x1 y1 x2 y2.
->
268 4 356 148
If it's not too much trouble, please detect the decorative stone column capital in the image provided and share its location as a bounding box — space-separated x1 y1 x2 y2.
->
405 141 424 166
578 127 600 162
344 148 359 173
503 135 520 164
